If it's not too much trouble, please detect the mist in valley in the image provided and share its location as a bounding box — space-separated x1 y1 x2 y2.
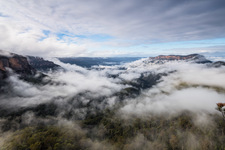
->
0 55 225 150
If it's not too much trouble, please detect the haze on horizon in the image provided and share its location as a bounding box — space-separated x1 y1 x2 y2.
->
0 0 225 58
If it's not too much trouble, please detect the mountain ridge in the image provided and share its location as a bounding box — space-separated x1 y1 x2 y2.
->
149 54 212 63
0 50 225 77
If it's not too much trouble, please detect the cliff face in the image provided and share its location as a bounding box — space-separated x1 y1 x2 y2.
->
149 54 212 63
27 56 60 71
0 51 35 78
152 54 200 60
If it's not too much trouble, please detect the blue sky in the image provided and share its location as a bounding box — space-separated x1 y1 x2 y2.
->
0 0 224 58
55 32 113 42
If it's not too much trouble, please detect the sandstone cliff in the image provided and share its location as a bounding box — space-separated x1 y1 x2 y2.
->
0 50 35 79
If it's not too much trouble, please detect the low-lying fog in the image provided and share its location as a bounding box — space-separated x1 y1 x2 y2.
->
1 57 225 149
1 58 224 117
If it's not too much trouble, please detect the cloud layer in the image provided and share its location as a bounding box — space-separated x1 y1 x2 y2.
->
0 57 225 120
0 0 225 56
1 57 225 149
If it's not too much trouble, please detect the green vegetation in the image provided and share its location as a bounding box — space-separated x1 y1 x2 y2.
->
176 82 225 93
3 110 225 150
2 125 88 150
82 111 225 150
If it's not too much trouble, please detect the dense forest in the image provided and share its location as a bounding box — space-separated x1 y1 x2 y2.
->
1 109 225 150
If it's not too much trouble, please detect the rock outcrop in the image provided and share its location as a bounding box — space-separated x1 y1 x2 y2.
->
152 54 201 60
148 54 212 64
0 50 35 79
27 56 60 71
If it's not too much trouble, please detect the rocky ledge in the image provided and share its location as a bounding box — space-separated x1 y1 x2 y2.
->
0 50 35 79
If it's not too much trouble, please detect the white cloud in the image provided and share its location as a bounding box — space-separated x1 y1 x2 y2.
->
120 61 225 116
0 0 225 56
0 22 87 57
0 55 225 119
0 61 125 108
119 72 141 81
